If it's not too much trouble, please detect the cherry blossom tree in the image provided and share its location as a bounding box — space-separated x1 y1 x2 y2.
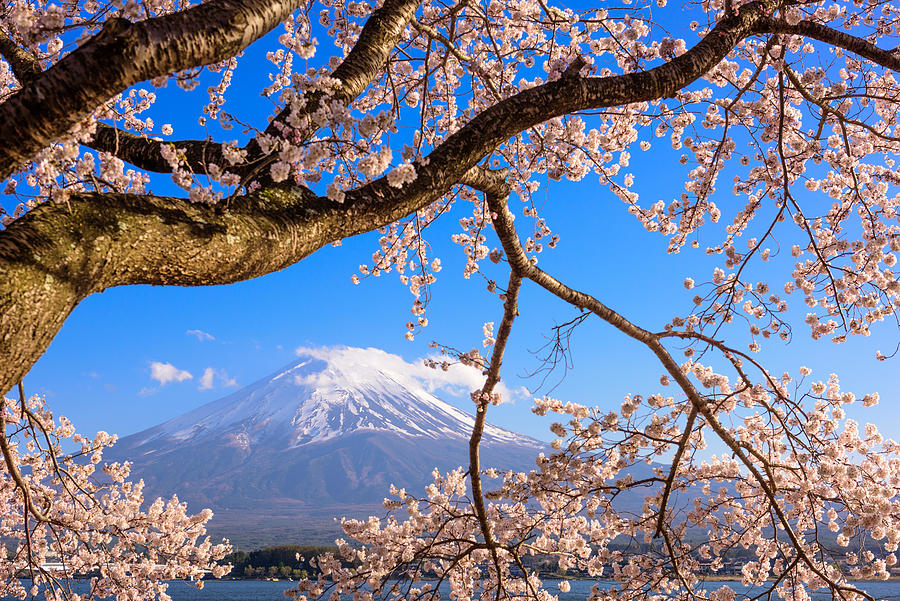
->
2 0 900 598
0 384 230 599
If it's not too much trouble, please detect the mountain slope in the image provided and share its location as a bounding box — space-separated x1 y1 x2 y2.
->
108 349 546 546
125 354 535 451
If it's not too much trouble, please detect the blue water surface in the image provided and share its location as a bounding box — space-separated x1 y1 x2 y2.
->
7 578 900 601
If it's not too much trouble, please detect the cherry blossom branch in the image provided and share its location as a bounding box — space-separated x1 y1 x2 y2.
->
86 124 229 174
656 328 821 466
469 271 521 600
0 397 52 524
18 397 100 509
5 0 770 183
654 406 698 537
782 64 900 143
0 391 228 594
410 18 502 100
464 165 702 585
0 0 799 396
658 525 702 598
72 0 423 179
263 0 423 137
754 17 900 72
776 66 846 330
241 0 424 183
0 390 58 577
484 190 875 601
0 0 311 179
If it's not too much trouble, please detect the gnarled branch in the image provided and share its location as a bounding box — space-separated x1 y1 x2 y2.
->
754 17 900 72
0 0 775 394
83 0 423 178
0 0 308 179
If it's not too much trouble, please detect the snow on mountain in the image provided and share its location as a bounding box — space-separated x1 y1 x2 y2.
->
134 347 539 450
108 347 545 547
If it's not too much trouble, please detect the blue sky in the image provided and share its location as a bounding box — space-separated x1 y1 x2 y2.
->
19 169 900 444
7 3 900 448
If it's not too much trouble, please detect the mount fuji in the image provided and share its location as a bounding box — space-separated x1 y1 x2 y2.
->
108 347 546 547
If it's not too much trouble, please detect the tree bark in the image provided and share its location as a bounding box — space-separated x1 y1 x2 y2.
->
83 0 423 176
8 0 899 396
0 0 770 396
0 0 306 180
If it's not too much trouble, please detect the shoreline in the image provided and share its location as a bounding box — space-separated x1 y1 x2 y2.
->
214 575 900 584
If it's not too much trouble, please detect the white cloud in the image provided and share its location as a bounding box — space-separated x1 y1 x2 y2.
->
187 329 215 341
293 345 523 404
150 361 193 385
199 367 215 390
199 367 238 391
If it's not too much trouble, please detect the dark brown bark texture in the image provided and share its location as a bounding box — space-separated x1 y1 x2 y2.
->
0 0 306 180
2 0 900 396
84 0 423 176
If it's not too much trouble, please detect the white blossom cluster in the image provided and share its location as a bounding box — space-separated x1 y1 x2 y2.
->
0 395 229 600
288 366 900 601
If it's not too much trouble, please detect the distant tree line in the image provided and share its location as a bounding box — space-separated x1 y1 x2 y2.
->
221 545 340 580
218 539 882 582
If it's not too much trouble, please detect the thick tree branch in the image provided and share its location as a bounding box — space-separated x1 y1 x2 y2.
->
0 0 770 394
754 17 900 72
0 0 308 180
83 0 423 177
11 0 765 182
1 184 321 395
88 124 227 173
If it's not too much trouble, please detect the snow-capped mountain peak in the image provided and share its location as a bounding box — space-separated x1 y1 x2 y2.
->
108 347 546 547
136 347 540 450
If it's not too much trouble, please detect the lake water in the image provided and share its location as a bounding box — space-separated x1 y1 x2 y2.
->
9 578 900 601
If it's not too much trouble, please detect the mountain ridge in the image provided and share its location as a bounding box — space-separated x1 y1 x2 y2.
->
107 348 546 547
127 353 539 450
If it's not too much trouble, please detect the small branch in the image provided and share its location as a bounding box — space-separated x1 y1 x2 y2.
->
485 190 875 601
782 64 900 143
0 396 52 523
654 406 698 538
468 271 521 600
411 17 502 100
